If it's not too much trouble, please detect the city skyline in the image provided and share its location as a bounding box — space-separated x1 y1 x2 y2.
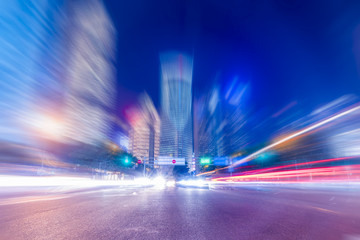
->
2 1 360 239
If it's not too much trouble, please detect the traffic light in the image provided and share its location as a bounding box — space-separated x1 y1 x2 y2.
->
200 158 211 165
123 156 131 166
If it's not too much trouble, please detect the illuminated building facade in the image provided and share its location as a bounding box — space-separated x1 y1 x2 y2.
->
129 94 160 165
193 86 225 173
0 0 115 147
159 52 193 162
63 0 116 145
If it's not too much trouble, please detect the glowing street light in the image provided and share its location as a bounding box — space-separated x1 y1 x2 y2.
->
29 113 64 140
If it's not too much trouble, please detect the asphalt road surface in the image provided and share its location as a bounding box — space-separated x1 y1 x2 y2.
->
1 185 360 240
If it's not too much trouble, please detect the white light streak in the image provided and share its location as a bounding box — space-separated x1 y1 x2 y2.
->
231 104 360 167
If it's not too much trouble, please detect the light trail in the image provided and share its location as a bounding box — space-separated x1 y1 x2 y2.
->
232 104 360 167
230 156 357 176
213 165 360 182
0 176 151 187
197 103 360 176
0 175 174 189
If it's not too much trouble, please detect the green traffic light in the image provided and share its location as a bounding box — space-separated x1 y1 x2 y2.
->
123 157 130 165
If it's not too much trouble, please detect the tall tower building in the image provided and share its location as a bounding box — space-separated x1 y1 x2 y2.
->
159 52 193 162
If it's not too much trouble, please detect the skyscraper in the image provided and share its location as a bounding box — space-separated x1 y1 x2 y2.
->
63 0 116 145
201 87 224 157
129 93 160 166
0 0 66 144
193 86 225 173
0 0 115 146
159 52 193 162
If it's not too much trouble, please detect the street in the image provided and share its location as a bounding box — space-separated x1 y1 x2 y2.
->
1 185 360 240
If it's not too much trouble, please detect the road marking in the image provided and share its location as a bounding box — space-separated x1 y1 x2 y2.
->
311 206 338 214
0 195 69 206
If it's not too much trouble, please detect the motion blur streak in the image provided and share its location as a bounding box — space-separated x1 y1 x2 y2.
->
198 103 360 176
213 158 360 182
0 0 115 146
231 156 357 176
213 165 360 183
0 176 147 187
232 104 360 167
177 179 209 188
0 175 180 188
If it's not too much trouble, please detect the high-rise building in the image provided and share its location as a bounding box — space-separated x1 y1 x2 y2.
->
0 0 66 144
194 86 224 173
0 0 115 147
159 52 193 163
62 0 116 145
129 94 160 166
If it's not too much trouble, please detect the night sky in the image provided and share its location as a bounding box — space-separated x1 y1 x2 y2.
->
104 0 360 115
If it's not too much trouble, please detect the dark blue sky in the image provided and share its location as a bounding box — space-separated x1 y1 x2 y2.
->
104 0 360 114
